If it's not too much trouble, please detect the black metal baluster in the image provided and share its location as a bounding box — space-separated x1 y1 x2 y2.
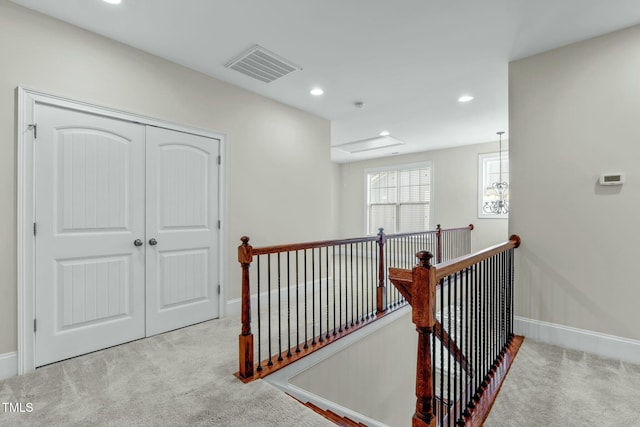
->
304 250 308 349
432 325 437 425
503 250 508 342
355 242 360 325
458 268 466 424
490 255 495 369
485 256 489 373
333 245 337 336
473 260 480 402
318 248 323 344
339 244 344 333
371 241 376 315
312 248 317 346
442 231 446 262
492 255 496 368
365 241 370 319
295 251 301 353
480 258 485 385
403 235 408 269
360 242 365 322
394 239 400 306
496 254 500 356
441 231 445 262
387 239 392 310
483 258 489 385
256 256 263 371
500 251 505 355
467 265 475 413
440 273 445 426
287 252 292 358
447 273 452 427
349 243 354 327
277 253 283 361
267 254 273 366
453 272 459 426
326 246 331 340
496 254 500 364
372 240 376 312
509 249 515 338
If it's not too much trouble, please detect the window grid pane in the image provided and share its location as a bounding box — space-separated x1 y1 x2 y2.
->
479 153 509 218
398 203 430 233
369 204 397 234
367 166 431 234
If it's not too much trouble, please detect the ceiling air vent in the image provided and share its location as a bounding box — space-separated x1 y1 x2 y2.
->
332 136 405 154
225 45 301 83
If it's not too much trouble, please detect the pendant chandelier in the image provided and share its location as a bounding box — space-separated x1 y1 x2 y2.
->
482 131 509 215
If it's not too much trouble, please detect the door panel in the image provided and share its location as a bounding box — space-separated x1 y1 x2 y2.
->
35 104 146 367
159 248 209 308
145 126 220 336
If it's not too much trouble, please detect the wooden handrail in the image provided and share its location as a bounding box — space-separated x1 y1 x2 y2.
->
434 234 520 281
439 223 475 233
388 234 521 288
249 223 474 255
383 229 437 239
252 235 378 255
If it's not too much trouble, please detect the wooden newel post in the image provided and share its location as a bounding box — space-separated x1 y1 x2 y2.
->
412 251 437 427
238 236 254 379
435 224 442 264
376 227 387 314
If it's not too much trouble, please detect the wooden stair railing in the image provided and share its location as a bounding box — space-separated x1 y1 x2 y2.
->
236 225 474 382
389 235 522 427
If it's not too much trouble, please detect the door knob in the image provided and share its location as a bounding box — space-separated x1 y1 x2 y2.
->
134 239 143 246
149 238 158 246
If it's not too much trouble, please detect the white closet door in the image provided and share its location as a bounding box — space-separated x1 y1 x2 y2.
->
34 104 146 367
145 126 220 336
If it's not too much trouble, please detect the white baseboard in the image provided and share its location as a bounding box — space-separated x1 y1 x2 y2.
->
515 316 640 365
0 352 18 381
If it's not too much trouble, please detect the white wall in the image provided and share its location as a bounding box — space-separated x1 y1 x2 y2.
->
510 24 640 341
338 142 509 253
0 1 339 355
290 310 417 427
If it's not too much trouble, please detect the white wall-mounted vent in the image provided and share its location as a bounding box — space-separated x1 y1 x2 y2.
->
225 45 301 83
332 136 405 154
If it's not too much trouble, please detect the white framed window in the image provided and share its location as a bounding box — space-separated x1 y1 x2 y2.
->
365 162 432 235
478 152 509 219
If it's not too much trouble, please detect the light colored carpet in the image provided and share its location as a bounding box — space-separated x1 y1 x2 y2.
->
0 315 334 427
4 313 640 427
485 339 640 427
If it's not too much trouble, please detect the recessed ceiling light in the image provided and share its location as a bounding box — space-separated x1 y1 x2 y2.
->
379 131 390 137
458 95 474 103
310 88 324 96
103 0 122 4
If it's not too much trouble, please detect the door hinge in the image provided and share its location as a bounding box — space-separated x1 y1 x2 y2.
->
217 285 221 295
27 124 38 139
33 222 37 236
217 155 221 165
34 319 37 333
217 220 221 230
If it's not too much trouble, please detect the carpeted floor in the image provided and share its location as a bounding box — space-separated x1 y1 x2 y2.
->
3 313 640 427
485 339 640 427
0 316 334 427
